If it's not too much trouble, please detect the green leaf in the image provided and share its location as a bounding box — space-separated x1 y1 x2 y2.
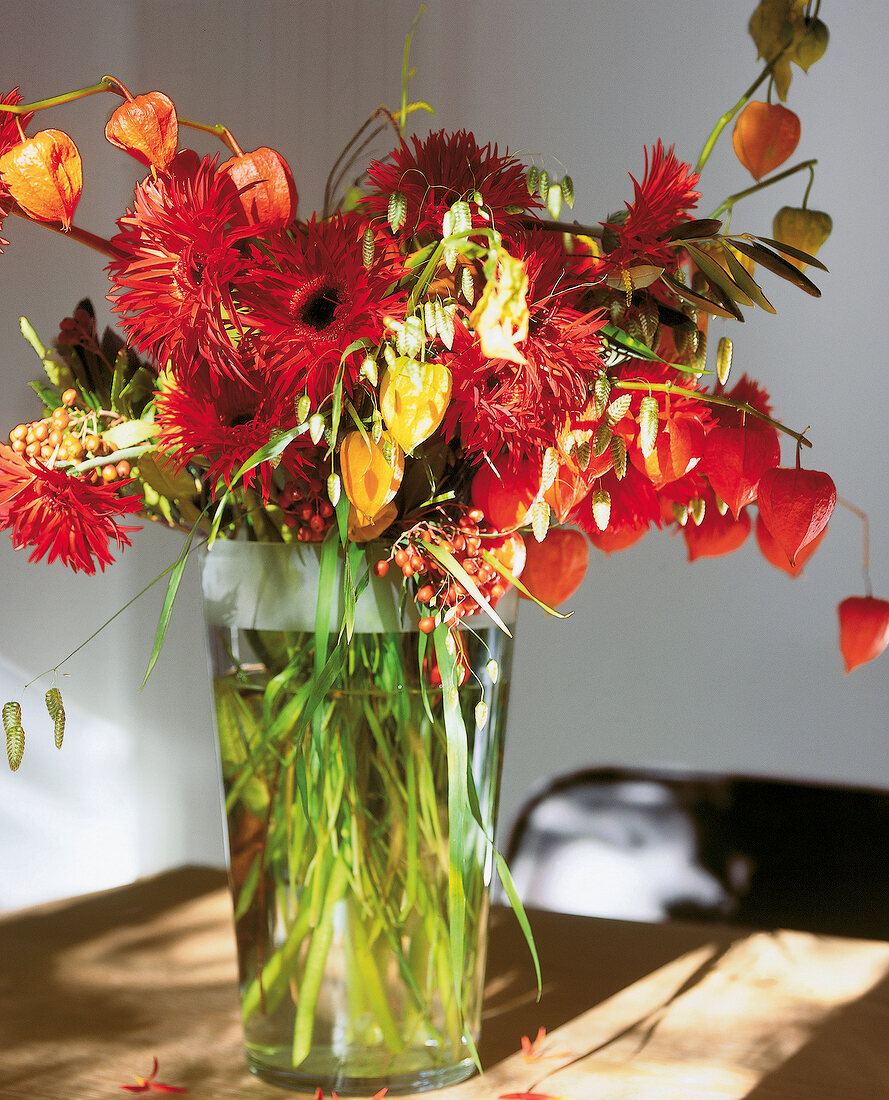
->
661 274 745 321
432 623 470 1054
419 540 511 635
728 238 822 297
464 763 541 998
750 233 829 272
102 419 160 449
720 244 776 314
664 218 723 241
684 242 754 309
142 520 204 686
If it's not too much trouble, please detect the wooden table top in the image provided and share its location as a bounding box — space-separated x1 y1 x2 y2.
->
2 867 888 1098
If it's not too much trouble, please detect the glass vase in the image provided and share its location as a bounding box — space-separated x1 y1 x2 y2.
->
200 540 515 1095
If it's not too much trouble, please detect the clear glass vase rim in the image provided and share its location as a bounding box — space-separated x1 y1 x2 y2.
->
198 539 518 634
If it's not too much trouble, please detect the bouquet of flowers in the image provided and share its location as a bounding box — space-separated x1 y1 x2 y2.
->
1 2 887 1092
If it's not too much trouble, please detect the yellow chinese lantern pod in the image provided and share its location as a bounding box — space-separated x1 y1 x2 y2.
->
340 430 404 516
469 249 530 364
772 206 832 271
0 129 82 229
379 356 452 453
347 501 398 543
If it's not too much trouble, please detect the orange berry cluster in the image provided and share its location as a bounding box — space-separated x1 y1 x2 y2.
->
7 390 131 485
277 477 335 542
374 509 508 631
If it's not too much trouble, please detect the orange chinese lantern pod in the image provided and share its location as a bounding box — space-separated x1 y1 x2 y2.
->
755 511 826 577
700 424 780 520
838 596 889 673
0 129 82 229
484 530 527 586
772 206 832 271
379 357 452 453
732 102 800 180
517 527 589 608
339 430 403 517
544 462 594 523
470 457 541 531
756 466 836 566
683 501 751 562
219 147 298 229
105 91 179 172
588 523 648 555
636 415 705 491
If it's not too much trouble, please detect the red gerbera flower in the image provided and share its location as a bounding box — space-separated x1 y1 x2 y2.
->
156 354 312 501
0 444 142 574
239 213 404 402
363 129 540 245
107 150 250 379
442 234 605 465
599 140 700 275
0 88 34 251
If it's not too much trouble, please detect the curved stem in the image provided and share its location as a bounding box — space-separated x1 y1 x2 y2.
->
694 63 773 176
801 163 816 209
0 77 123 115
838 497 872 596
12 208 119 257
709 159 818 220
177 117 243 156
613 378 813 448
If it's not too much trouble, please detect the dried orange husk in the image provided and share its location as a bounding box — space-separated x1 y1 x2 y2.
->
379 356 452 453
219 146 298 229
517 527 589 607
771 206 832 271
105 91 178 171
838 596 889 673
339 430 403 516
732 101 800 179
347 500 398 543
0 129 82 228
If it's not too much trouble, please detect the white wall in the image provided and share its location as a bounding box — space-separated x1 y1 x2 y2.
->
2 1 886 908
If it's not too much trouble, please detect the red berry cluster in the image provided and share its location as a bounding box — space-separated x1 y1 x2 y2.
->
277 477 335 542
373 508 508 631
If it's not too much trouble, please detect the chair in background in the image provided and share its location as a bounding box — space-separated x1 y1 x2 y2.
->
502 766 889 940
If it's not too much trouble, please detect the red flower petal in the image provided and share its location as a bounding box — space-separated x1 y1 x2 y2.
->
838 596 889 673
756 466 836 566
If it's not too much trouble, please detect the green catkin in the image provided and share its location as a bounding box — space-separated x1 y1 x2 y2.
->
3 701 24 771
45 687 66 750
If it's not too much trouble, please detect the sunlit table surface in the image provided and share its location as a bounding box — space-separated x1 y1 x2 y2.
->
2 866 889 1099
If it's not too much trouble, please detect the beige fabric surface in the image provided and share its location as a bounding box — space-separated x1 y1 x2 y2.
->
2 868 888 1099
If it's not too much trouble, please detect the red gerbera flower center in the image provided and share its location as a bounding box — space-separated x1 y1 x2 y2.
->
291 277 347 337
172 245 207 296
